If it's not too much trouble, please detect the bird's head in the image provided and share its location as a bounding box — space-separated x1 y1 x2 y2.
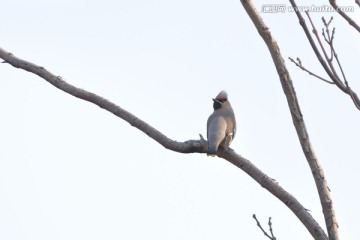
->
212 90 228 110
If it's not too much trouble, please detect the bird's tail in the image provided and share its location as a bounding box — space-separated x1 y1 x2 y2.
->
207 145 217 157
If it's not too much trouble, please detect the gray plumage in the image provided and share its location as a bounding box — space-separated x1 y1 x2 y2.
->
207 90 236 156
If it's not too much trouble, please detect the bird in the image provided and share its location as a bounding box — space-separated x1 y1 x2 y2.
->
207 90 236 156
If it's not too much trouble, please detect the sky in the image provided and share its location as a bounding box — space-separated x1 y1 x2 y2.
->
1 0 359 239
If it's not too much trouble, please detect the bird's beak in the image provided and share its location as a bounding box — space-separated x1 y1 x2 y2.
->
212 98 221 103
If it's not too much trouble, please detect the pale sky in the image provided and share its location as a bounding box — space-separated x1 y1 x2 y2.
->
1 1 360 239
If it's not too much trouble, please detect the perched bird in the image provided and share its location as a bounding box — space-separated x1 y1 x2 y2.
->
207 90 236 156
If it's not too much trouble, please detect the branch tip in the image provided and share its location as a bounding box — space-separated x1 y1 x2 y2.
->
252 214 276 240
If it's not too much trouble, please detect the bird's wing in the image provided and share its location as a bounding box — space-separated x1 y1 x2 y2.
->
207 116 227 143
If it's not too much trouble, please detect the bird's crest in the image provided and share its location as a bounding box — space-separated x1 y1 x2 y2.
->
215 90 228 101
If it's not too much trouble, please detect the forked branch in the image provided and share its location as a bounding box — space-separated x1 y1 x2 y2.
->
288 57 334 84
253 214 277 240
289 1 360 110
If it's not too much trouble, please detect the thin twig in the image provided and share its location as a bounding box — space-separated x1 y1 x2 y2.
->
268 217 276 239
305 11 344 84
321 16 335 61
334 50 360 109
289 57 334 84
306 11 331 62
252 214 276 240
321 16 334 45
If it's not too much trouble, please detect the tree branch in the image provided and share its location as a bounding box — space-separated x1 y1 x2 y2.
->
241 0 336 239
0 46 326 239
289 15 360 110
288 57 334 84
329 0 360 33
0 49 205 154
305 12 347 91
290 2 341 240
322 17 360 110
289 1 360 110
268 217 276 239
252 214 276 240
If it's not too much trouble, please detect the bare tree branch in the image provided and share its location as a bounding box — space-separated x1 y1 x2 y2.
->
0 50 204 154
290 2 341 240
356 0 360 8
305 11 332 64
288 57 334 84
0 47 327 239
305 12 344 88
268 217 276 239
242 0 336 239
322 18 360 110
252 214 276 240
314 15 360 112
329 0 360 33
289 0 360 110
288 2 344 88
